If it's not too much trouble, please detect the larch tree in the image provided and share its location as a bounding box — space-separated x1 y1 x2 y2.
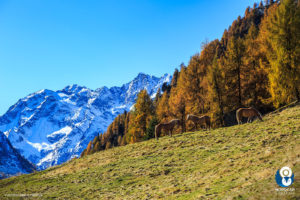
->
183 54 204 115
208 55 225 126
85 141 93 156
224 36 245 109
169 88 186 133
169 67 187 133
170 68 179 88
127 90 154 143
153 88 161 108
94 140 101 152
181 41 218 115
156 91 170 122
243 24 271 108
261 0 300 107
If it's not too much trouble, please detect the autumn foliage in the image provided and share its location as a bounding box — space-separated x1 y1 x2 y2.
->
82 0 300 157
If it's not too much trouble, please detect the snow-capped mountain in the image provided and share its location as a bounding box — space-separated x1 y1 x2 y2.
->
0 131 35 179
0 73 171 170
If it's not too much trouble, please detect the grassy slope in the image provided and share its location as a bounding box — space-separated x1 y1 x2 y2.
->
0 104 299 200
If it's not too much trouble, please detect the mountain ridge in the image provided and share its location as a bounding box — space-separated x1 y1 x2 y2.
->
0 73 171 173
0 131 35 179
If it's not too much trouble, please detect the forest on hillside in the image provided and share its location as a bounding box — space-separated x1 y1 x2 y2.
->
81 0 300 157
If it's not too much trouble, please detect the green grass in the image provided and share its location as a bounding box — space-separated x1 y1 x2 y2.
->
1 104 299 199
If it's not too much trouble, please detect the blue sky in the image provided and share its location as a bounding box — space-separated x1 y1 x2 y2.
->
0 0 258 115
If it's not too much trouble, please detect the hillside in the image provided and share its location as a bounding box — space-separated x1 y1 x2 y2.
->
0 104 299 199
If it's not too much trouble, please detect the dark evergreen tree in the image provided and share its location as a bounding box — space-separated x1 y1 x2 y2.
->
145 116 159 140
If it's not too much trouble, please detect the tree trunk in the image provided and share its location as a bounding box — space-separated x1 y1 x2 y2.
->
296 87 300 102
237 64 242 107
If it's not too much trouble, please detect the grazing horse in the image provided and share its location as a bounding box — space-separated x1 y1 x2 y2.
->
155 119 181 140
186 114 211 130
236 107 263 124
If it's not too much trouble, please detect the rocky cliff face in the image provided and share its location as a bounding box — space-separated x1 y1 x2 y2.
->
0 131 35 179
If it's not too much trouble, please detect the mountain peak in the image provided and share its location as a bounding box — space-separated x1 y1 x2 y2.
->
137 72 147 76
135 72 158 80
62 84 87 93
0 73 171 172
134 72 152 81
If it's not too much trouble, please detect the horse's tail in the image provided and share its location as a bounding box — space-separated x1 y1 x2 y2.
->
236 109 241 124
155 124 159 140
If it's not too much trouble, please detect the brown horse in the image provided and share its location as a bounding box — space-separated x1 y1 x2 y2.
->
155 119 181 140
186 114 211 130
236 107 263 124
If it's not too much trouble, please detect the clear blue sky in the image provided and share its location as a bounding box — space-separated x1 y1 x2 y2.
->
0 0 258 115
